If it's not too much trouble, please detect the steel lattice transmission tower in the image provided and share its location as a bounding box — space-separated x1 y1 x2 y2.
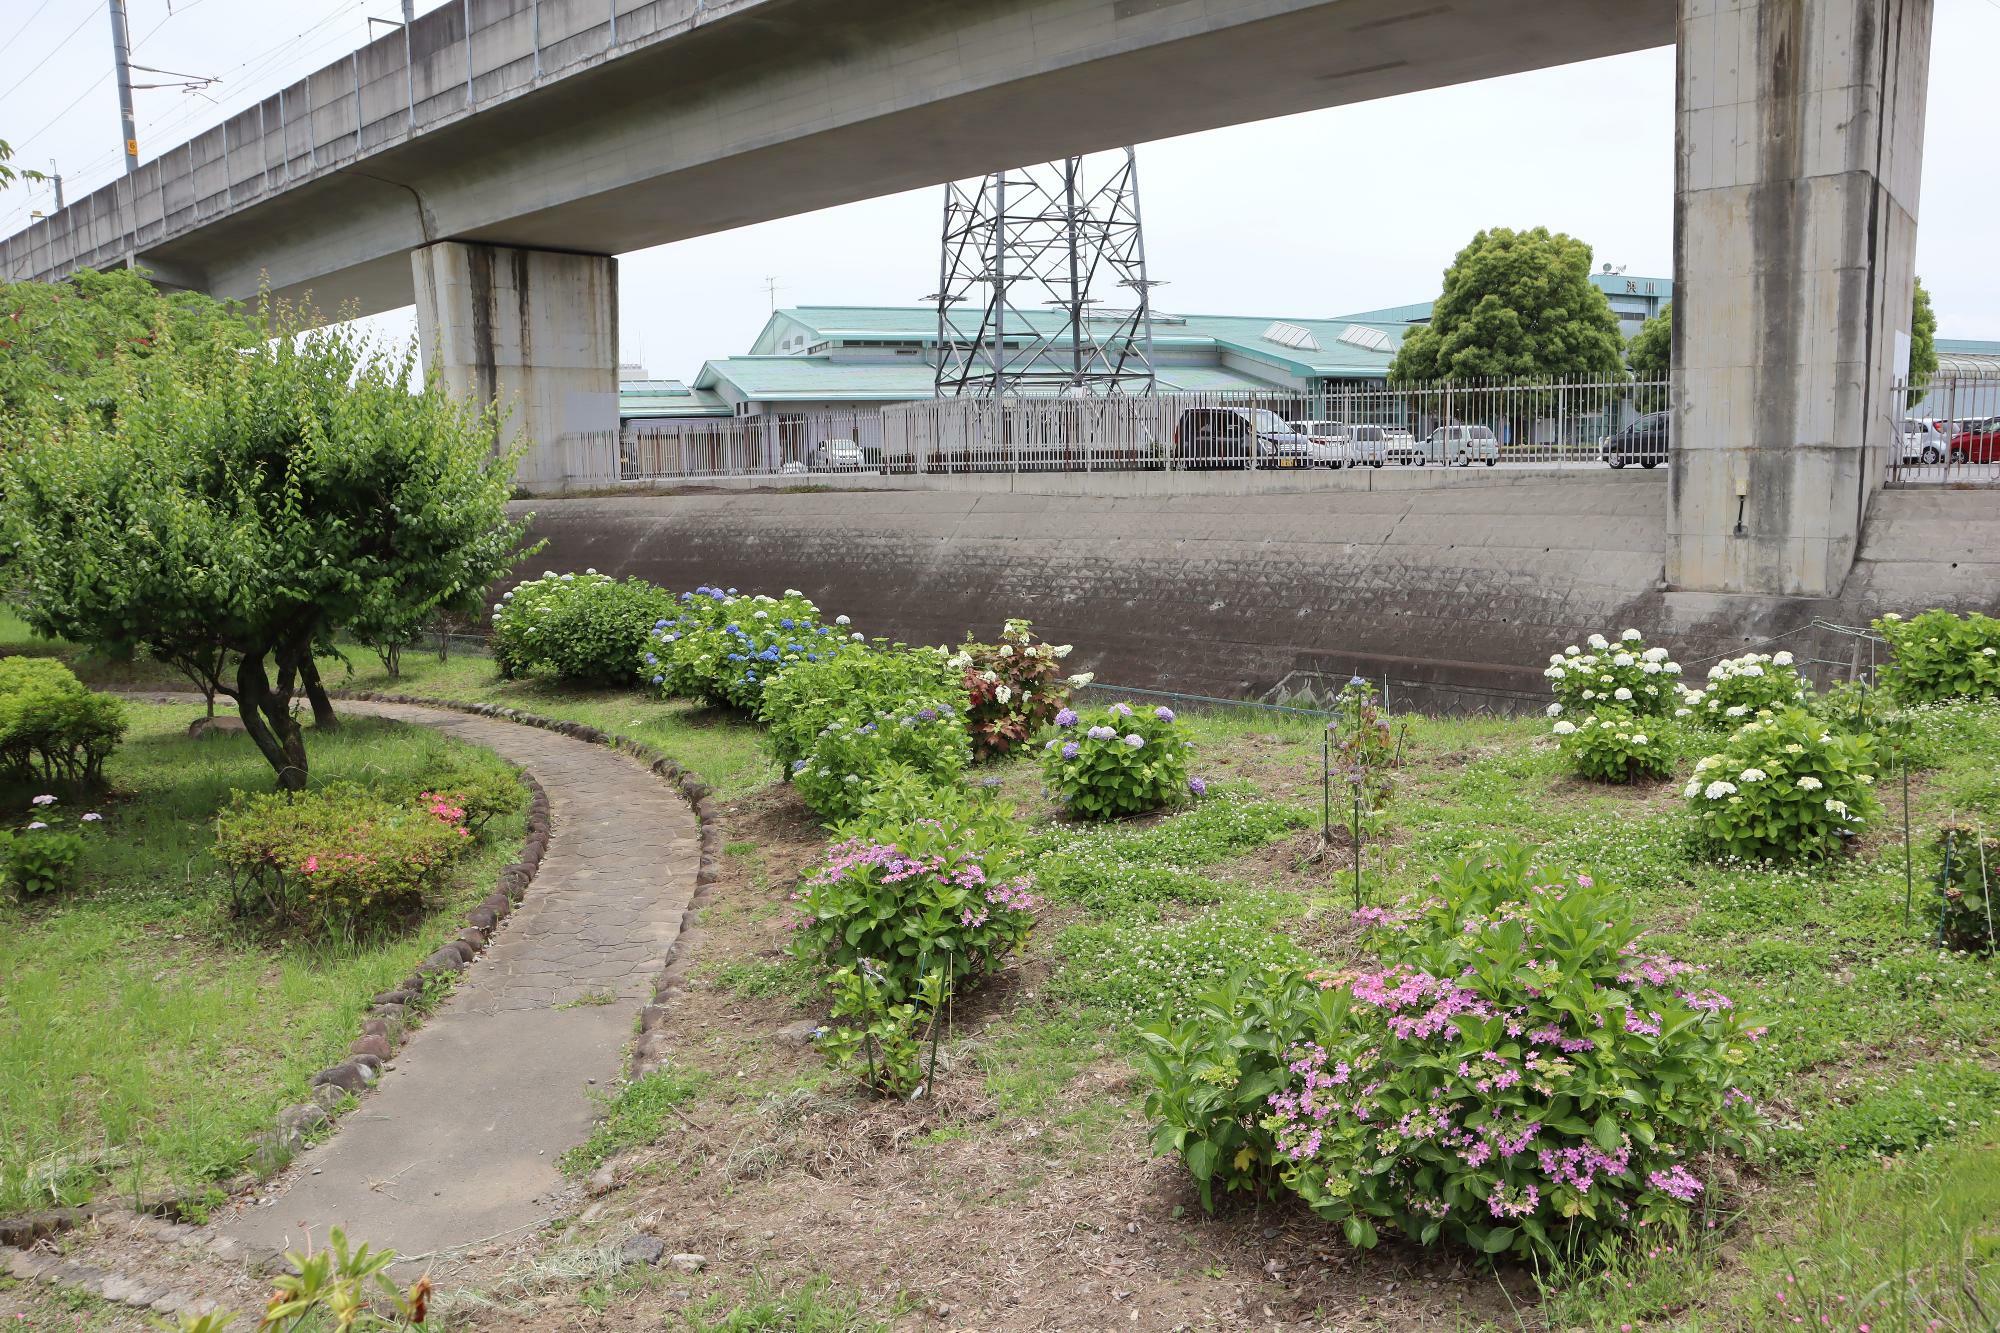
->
932 148 1159 398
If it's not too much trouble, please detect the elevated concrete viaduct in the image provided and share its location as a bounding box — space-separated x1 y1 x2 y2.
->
0 0 1937 610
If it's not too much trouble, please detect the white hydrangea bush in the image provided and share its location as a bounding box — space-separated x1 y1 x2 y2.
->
1544 629 1683 720
1673 650 1811 725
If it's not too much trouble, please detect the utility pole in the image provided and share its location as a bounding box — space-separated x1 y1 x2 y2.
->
108 0 139 174
49 161 63 210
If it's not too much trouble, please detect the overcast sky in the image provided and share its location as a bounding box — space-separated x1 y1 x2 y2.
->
4 0 1997 381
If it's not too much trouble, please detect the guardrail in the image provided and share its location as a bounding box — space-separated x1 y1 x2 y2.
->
1883 373 2000 487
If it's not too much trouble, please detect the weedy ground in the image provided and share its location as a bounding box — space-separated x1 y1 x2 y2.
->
7 620 2000 1330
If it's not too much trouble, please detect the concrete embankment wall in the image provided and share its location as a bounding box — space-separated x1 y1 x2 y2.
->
508 473 2000 713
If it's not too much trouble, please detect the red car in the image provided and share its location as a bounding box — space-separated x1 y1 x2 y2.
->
1950 417 2000 464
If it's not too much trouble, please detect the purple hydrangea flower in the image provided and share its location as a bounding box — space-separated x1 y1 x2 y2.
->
1109 702 1132 718
30 795 55 807
1087 725 1115 741
1123 733 1144 749
1154 706 1175 723
81 812 103 822
1054 707 1078 728
1188 776 1208 796
1061 741 1079 759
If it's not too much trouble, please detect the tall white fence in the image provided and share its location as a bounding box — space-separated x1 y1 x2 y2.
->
1882 373 2000 487
605 380 1670 482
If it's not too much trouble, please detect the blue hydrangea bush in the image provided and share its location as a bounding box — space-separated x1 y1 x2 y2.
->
644 586 858 710
1042 700 1194 818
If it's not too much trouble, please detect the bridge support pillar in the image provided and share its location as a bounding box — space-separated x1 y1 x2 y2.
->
412 241 619 490
1668 0 1931 597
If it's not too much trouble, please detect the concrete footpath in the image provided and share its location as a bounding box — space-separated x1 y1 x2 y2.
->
218 701 700 1269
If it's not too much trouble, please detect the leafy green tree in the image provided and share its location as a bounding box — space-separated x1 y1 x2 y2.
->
0 267 257 442
1908 276 1937 406
1627 301 1671 381
0 299 533 789
1389 227 1626 384
0 139 44 190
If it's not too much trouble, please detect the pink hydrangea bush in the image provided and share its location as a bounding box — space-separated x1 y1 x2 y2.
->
1142 844 1762 1259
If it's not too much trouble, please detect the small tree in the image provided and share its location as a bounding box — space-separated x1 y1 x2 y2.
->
1 298 533 788
1626 301 1671 413
1908 277 1938 407
1390 227 1626 385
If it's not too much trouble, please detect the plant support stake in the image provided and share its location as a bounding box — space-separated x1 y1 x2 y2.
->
1351 784 1364 910
1901 745 1913 927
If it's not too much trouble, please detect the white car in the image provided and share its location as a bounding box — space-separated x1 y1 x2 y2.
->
1896 418 1949 465
1348 424 1401 468
1292 420 1353 468
809 438 868 471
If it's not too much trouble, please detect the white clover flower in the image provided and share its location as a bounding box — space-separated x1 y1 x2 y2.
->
1704 781 1739 800
1739 767 1767 782
1772 650 1794 666
1614 687 1633 701
1547 703 1563 718
1588 633 1609 650
1796 776 1824 790
1552 720 1577 735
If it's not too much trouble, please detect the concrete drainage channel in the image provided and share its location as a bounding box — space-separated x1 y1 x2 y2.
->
0 692 721 1322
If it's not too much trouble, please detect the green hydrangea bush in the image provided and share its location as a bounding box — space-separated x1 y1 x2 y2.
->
491 571 677 685
792 703 970 824
758 644 964 769
214 783 477 932
1683 708 1881 860
0 794 101 896
0 658 126 789
1543 630 1682 721
1874 610 2000 703
1551 706 1672 783
1041 700 1194 818
1934 825 1999 954
646 586 853 710
1675 650 1811 725
1141 846 1764 1259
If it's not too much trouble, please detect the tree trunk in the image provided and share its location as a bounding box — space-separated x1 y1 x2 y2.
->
235 653 309 791
298 655 339 730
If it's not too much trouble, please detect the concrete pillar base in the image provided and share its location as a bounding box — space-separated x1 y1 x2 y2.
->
412 241 618 490
1667 0 1932 598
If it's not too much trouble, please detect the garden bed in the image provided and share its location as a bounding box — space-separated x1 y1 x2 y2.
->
0 701 529 1217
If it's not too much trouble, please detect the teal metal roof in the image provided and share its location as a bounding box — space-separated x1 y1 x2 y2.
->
1333 274 1672 330
1939 338 2000 357
689 355 1290 401
619 378 730 418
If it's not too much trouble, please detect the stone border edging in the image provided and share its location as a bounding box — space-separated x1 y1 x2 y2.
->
329 691 723 1082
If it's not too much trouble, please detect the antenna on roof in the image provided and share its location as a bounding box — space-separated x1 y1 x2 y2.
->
763 276 781 312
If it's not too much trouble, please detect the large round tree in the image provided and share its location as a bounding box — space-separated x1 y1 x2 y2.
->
1390 227 1626 384
0 295 533 788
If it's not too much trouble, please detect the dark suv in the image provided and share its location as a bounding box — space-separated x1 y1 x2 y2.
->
1601 412 1669 468
1172 408 1300 470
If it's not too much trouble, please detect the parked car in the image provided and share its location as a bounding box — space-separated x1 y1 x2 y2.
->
1400 424 1499 466
1600 412 1670 469
809 438 878 471
1293 420 1353 468
1172 407 1303 470
1349 424 1401 467
1896 418 1950 465
1950 416 2000 464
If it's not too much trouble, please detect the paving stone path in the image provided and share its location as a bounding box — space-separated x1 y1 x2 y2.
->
215 700 700 1269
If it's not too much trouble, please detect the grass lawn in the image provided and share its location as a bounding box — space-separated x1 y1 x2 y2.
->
0 700 527 1216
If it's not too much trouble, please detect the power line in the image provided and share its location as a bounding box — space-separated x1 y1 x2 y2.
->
2 1 105 101
0 0 74 60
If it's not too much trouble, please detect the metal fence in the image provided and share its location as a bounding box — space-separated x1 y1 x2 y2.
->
609 379 1669 481
1883 373 2000 487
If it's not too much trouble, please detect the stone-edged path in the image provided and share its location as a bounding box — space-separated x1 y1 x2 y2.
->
216 700 700 1268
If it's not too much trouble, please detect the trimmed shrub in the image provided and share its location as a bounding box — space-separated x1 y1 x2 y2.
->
491 571 676 685
1684 707 1880 860
214 783 476 932
1551 706 1672 783
0 658 125 789
1042 700 1193 818
1676 650 1811 724
759 644 964 769
1544 630 1682 720
1142 846 1763 1259
647 587 852 710
792 702 970 824
390 760 522 837
1874 610 2000 704
947 619 1088 761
